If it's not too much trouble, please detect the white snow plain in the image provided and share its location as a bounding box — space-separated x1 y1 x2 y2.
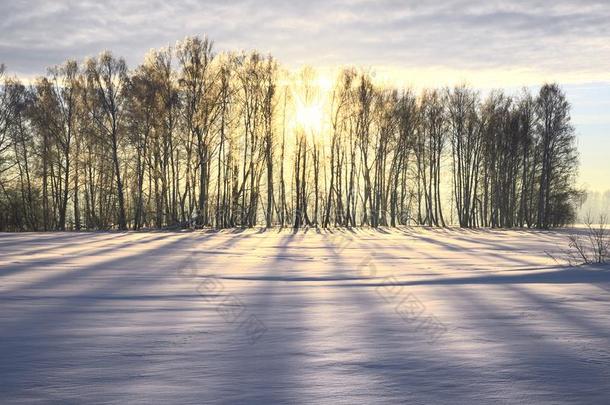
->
1 228 609 404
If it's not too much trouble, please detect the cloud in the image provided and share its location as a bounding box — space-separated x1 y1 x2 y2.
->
1 0 610 84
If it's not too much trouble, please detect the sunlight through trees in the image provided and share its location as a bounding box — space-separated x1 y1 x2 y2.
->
0 36 581 231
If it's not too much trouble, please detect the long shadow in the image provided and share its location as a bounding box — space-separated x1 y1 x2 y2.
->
331 266 610 288
317 231 508 402
0 230 273 402
97 230 271 402
445 229 564 253
1 229 89 242
0 232 174 280
0 232 101 249
1 234 179 296
506 283 610 338
199 232 311 402
0 234 197 328
0 233 214 401
435 279 610 402
0 232 220 357
395 227 547 269
385 230 610 401
335 230 610 288
0 232 127 258
183 229 262 278
407 231 610 337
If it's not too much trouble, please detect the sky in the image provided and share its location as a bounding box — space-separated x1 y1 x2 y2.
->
1 0 609 191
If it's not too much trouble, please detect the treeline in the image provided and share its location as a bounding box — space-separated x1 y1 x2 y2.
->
0 36 580 231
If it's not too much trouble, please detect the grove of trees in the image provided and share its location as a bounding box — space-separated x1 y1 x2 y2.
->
0 36 581 231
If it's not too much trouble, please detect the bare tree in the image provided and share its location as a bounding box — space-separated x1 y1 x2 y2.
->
535 84 579 228
447 86 483 228
83 51 129 230
177 36 217 227
564 214 609 265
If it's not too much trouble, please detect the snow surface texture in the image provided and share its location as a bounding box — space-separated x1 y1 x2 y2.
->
1 228 609 404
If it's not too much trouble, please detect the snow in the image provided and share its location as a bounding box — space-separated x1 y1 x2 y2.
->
1 228 609 404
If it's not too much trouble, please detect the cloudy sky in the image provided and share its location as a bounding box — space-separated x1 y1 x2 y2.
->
2 0 609 190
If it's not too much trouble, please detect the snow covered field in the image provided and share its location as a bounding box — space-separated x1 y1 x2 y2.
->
1 228 609 404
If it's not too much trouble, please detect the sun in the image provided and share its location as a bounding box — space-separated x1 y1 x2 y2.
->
295 100 324 134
